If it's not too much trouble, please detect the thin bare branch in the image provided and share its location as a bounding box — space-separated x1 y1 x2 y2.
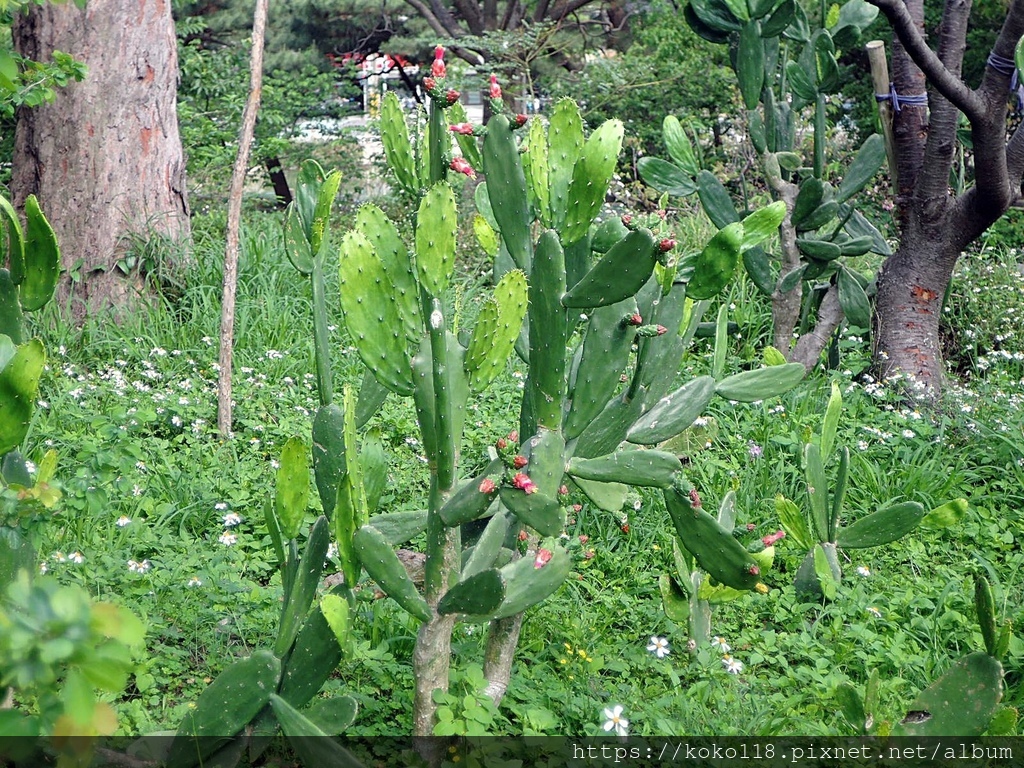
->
217 0 268 436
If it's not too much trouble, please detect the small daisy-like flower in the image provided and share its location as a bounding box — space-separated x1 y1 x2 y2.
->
116 515 133 527
902 429 916 439
711 636 730 653
647 636 670 658
856 565 871 577
722 654 744 674
187 576 202 587
748 440 763 458
222 512 243 527
215 502 228 511
69 551 84 564
127 559 151 574
39 562 48 574
219 531 238 547
866 606 882 617
52 552 66 562
327 542 339 559
132 485 143 497
602 705 629 736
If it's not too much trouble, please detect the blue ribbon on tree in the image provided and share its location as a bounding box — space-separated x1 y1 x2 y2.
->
987 52 1024 113
876 83 928 112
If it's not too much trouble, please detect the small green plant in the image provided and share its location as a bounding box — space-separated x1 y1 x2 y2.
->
777 382 967 600
1 190 61 585
165 441 359 768
0 192 145 760
836 573 1011 736
0 572 144 742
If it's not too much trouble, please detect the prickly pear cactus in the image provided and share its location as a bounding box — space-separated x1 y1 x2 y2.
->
314 50 812 736
640 0 887 364
779 383 962 600
661 490 780 650
1 193 61 587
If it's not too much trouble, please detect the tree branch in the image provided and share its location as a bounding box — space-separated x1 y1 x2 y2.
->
403 0 458 38
916 0 970 203
546 0 599 22
869 0 983 120
974 0 1024 106
451 0 486 34
1006 121 1024 180
789 285 845 372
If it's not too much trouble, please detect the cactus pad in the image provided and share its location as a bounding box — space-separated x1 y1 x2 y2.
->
564 297 639 439
20 196 60 312
562 228 658 308
627 376 717 445
547 99 585 230
893 652 1003 736
483 114 533 271
0 338 45 456
664 485 762 592
353 524 432 623
500 487 564 538
168 650 281 768
464 269 528 392
714 362 805 402
567 449 681 488
354 205 421 343
437 569 506 616
415 182 458 298
338 230 414 395
686 222 744 300
561 119 624 245
379 92 418 194
835 501 926 549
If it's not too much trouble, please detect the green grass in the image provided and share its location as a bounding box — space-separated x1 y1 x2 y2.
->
13 189 1024 739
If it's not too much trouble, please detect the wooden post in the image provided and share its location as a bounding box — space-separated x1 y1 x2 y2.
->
866 40 898 195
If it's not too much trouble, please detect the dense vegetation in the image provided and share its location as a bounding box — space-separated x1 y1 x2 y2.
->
2 0 1023 756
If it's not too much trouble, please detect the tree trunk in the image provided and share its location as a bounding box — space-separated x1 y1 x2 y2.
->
12 0 190 321
866 0 1024 399
265 156 292 206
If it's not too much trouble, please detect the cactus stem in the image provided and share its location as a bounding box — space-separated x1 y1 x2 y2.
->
311 257 333 407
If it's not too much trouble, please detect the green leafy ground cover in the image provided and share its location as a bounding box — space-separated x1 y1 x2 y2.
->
19 199 1023 736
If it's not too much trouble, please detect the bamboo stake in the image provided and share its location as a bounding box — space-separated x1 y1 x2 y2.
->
217 0 269 436
866 40 898 195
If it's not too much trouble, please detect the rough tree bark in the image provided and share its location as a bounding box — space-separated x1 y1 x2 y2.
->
12 0 190 321
868 0 1024 395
